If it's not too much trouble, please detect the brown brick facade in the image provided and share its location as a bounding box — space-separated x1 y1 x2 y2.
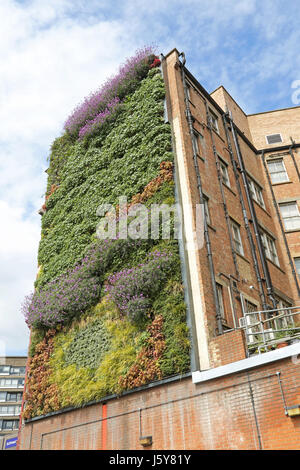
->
18 356 300 450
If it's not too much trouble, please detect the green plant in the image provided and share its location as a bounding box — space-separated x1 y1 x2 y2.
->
23 63 190 419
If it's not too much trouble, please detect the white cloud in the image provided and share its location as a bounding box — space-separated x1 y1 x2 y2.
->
0 201 40 355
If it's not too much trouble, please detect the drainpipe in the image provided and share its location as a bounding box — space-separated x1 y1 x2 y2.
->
289 138 300 182
222 113 268 310
204 102 240 279
178 52 223 335
261 150 300 297
228 112 277 309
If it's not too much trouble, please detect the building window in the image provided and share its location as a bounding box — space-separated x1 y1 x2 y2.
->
0 366 10 375
186 83 191 101
10 367 25 375
209 109 219 133
203 195 211 225
0 378 24 389
272 297 293 330
1 419 19 431
0 405 21 416
267 159 289 184
248 178 265 209
0 392 6 402
294 258 300 279
193 130 200 155
216 284 226 322
266 134 283 145
279 202 300 231
6 392 22 402
244 299 258 313
260 230 280 266
231 220 244 256
219 158 230 187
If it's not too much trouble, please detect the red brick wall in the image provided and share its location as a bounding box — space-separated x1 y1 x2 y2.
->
210 329 247 367
18 356 300 450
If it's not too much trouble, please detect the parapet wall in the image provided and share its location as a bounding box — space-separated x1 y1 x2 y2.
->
19 356 300 450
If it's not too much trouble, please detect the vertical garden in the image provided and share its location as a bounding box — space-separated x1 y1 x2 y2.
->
22 48 190 419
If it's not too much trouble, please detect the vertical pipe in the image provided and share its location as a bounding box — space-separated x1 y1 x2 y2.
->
178 52 223 335
289 140 300 182
246 372 263 450
102 403 107 450
222 114 267 310
261 151 300 296
276 371 288 415
204 102 240 279
228 112 277 309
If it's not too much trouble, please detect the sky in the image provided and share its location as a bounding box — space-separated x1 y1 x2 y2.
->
1 0 300 356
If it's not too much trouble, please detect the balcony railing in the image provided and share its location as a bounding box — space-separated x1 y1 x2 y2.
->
239 305 300 354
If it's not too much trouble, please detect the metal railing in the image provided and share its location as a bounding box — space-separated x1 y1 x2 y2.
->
238 305 300 354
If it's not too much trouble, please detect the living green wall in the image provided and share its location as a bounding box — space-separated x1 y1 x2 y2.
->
23 61 190 419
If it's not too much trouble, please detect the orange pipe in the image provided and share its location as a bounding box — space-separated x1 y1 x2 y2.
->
102 403 107 450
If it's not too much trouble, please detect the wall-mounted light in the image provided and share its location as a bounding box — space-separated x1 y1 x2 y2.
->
139 436 152 447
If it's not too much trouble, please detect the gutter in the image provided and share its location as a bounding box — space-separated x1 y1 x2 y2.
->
192 342 300 384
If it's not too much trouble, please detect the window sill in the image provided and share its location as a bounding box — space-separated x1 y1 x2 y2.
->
207 223 216 232
196 153 205 163
235 251 250 264
212 127 225 144
284 228 300 234
222 182 236 196
271 180 292 186
252 199 271 217
266 257 285 273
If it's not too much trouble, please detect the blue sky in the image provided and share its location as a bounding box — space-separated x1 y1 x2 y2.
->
1 0 300 356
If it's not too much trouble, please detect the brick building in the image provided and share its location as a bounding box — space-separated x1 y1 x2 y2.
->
18 48 300 450
0 357 26 450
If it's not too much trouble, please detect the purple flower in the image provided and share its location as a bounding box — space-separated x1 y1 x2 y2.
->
64 46 156 138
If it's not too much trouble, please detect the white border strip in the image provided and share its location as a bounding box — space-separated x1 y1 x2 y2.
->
192 342 300 383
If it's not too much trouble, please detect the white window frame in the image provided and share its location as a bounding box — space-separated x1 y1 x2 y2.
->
231 220 244 256
203 195 211 225
6 392 22 402
0 378 24 389
260 230 280 266
267 158 289 184
0 366 10 375
0 405 21 416
272 297 294 330
186 82 191 101
193 130 200 155
219 158 230 187
216 284 226 322
248 178 266 209
279 202 300 231
209 109 219 133
0 419 19 431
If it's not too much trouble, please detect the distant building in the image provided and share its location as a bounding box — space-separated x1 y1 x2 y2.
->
0 357 26 450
